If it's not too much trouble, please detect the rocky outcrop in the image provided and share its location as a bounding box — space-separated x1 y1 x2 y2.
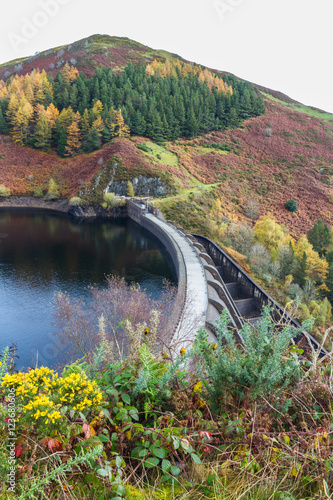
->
68 205 127 218
105 175 173 197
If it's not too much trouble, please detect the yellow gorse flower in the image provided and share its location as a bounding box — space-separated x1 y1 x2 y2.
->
1 366 103 426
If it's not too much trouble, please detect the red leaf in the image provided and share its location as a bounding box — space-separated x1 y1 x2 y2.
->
47 438 63 452
15 443 23 457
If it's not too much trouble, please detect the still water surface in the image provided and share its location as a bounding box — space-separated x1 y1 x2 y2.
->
0 210 176 370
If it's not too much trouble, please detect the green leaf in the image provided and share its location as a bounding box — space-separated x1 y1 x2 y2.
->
162 459 171 472
144 457 160 468
138 448 149 457
180 439 190 452
121 393 131 405
84 473 94 484
102 408 110 418
151 447 166 459
129 409 139 420
98 434 109 442
207 474 217 486
172 437 179 450
97 468 109 477
170 465 181 476
191 453 201 464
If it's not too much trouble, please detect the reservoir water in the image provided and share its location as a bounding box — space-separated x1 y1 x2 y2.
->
0 210 176 370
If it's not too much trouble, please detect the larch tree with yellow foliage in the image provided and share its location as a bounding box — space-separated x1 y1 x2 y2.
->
34 112 52 151
114 109 130 138
45 103 60 129
91 115 104 137
61 62 79 84
11 107 29 146
65 121 82 157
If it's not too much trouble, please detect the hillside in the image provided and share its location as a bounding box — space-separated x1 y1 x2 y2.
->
0 34 185 80
0 34 333 240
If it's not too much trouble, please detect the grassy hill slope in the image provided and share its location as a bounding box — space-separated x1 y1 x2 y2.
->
0 34 333 239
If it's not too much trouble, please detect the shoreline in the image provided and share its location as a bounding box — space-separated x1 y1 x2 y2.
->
0 196 127 218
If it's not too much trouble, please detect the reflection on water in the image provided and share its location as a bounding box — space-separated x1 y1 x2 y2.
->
0 210 176 370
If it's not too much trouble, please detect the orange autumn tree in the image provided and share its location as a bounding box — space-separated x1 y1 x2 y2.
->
65 121 81 156
146 60 233 95
114 109 130 138
61 62 79 84
45 103 60 129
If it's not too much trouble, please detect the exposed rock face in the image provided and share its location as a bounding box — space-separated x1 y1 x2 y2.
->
68 205 127 218
105 175 172 197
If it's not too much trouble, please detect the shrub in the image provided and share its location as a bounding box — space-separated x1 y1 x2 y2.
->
243 198 260 221
0 184 10 197
193 306 308 408
285 199 298 212
69 196 83 206
45 178 59 200
54 275 176 365
103 192 119 209
249 243 272 275
33 186 43 197
136 143 150 153
226 222 255 256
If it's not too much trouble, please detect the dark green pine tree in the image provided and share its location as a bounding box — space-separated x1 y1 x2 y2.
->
150 112 165 142
93 79 101 101
44 90 54 107
307 219 331 256
239 89 252 119
69 84 78 111
0 108 9 133
293 251 307 288
53 118 62 145
186 107 199 136
102 127 111 143
83 127 100 152
229 107 239 128
132 110 146 136
62 88 70 109
57 127 67 157
279 241 295 280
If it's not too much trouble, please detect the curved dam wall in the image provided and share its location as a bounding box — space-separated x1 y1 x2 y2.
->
127 200 211 347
